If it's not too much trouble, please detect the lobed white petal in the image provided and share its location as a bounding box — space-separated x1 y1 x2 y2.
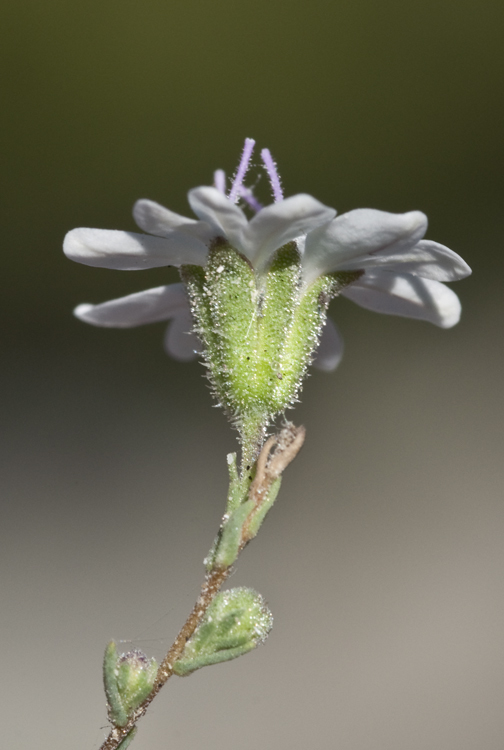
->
342 270 462 328
312 318 344 372
303 209 427 284
334 238 472 281
64 228 208 270
247 194 336 271
133 199 217 245
164 311 202 361
74 284 190 328
188 187 249 255
133 199 196 234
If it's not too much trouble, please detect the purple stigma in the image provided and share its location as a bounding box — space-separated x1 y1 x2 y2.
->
228 138 255 203
239 186 263 213
214 169 226 194
261 148 284 203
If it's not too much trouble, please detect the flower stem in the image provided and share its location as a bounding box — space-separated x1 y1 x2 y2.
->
238 410 268 476
98 423 306 750
98 565 231 750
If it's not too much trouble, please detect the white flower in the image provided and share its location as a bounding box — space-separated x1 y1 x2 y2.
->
64 140 470 370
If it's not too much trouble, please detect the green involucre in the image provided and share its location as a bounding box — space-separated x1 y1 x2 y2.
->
181 242 348 459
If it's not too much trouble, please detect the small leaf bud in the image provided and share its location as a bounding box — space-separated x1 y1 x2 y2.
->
103 641 158 728
173 587 273 676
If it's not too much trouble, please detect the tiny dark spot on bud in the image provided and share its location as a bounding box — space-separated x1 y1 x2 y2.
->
246 465 251 471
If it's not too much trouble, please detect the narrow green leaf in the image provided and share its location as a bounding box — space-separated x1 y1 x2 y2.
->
103 641 128 728
213 499 254 569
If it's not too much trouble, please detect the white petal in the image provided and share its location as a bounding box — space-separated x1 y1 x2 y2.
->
341 270 462 328
188 187 249 254
334 238 472 281
164 311 202 361
133 199 197 234
247 194 336 271
133 199 217 245
74 284 189 327
64 228 208 269
303 209 427 284
312 318 344 372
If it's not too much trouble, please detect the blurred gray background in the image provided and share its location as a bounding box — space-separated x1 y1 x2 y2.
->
2 1 504 748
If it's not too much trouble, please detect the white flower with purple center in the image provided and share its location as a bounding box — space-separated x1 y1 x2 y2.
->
64 138 470 374
66 142 473 750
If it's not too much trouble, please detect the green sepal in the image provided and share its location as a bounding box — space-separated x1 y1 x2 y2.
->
181 244 259 416
172 588 273 677
103 642 157 728
117 728 137 750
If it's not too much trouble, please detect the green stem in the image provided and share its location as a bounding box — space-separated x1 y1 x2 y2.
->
98 566 231 750
98 424 305 750
239 408 268 476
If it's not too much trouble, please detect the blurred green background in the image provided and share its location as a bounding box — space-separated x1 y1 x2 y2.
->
2 1 504 749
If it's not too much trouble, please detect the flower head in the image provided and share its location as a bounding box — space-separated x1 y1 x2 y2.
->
64 139 470 370
64 139 470 458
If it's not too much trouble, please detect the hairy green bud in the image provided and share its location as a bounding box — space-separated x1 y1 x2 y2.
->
181 242 348 462
173 588 273 676
103 642 158 728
